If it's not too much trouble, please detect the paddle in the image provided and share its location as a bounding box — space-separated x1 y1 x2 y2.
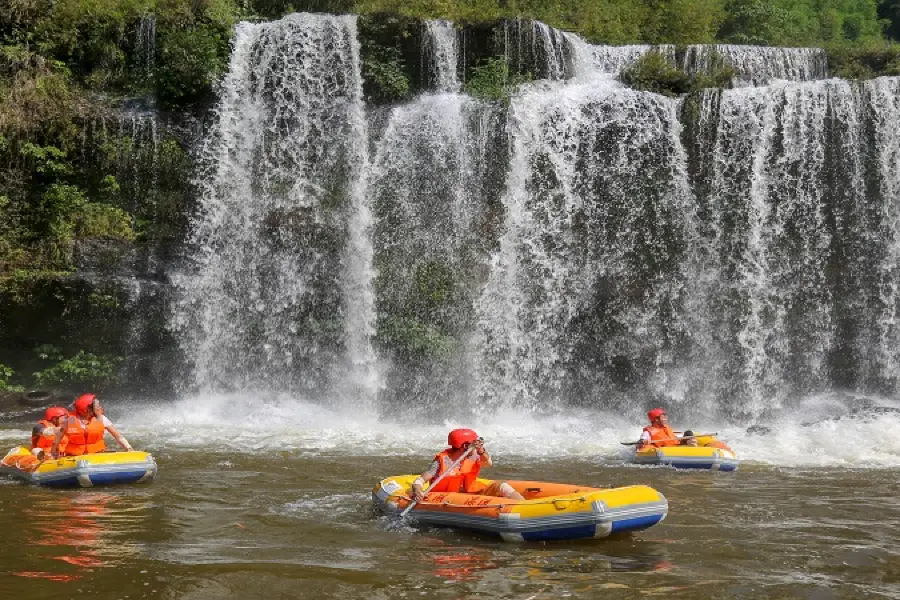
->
400 445 478 518
620 432 719 446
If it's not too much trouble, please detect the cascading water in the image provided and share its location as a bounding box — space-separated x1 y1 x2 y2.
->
174 14 376 404
687 82 844 419
474 72 694 411
564 38 663 79
173 13 900 428
565 37 826 87
473 32 900 420
499 19 572 81
680 45 827 86
368 24 505 415
866 77 900 392
118 107 160 214
424 20 460 92
682 77 900 420
136 13 157 78
530 21 568 80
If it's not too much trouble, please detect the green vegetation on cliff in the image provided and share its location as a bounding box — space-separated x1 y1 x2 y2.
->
353 0 894 45
621 50 736 95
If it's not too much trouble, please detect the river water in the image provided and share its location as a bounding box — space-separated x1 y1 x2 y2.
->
1 395 898 599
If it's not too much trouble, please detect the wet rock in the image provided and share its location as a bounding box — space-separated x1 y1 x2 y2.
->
0 390 25 412
746 424 772 436
73 237 136 274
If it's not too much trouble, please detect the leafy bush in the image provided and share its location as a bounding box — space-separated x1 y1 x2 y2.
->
718 0 882 46
155 21 231 106
621 51 691 96
621 50 734 96
33 350 122 387
39 183 88 241
643 0 726 44
464 56 530 101
827 42 900 79
357 14 418 104
0 363 24 392
75 203 136 240
362 45 410 103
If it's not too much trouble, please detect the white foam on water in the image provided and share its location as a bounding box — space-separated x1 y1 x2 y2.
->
46 392 895 469
277 493 369 520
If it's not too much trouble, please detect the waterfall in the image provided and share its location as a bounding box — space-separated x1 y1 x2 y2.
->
565 34 826 86
172 14 900 422
424 20 460 93
688 82 844 418
866 78 900 392
531 21 568 80
136 13 157 78
118 107 159 215
368 88 503 414
174 14 376 403
680 45 828 86
682 78 900 419
564 35 660 78
475 78 693 410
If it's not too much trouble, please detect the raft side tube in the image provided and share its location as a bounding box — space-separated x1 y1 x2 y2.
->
372 476 668 542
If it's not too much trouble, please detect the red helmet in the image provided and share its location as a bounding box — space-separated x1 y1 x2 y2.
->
44 406 68 421
447 428 478 449
647 408 666 421
73 393 97 416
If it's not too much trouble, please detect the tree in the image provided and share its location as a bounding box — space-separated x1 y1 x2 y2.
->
880 0 900 40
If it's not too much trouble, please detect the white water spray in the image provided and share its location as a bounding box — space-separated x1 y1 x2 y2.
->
174 14 377 405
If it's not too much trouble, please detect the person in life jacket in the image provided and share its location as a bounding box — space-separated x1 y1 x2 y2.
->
30 406 70 459
637 408 696 449
49 393 133 459
411 428 525 503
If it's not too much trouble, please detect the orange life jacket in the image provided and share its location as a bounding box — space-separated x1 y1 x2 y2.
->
429 449 481 494
32 420 67 453
643 424 679 447
63 416 106 456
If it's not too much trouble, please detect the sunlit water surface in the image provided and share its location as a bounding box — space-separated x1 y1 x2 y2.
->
1 395 898 599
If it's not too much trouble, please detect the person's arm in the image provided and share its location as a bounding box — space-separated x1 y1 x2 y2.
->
411 460 440 502
473 438 492 467
49 417 67 458
103 417 132 451
31 423 45 449
636 430 651 450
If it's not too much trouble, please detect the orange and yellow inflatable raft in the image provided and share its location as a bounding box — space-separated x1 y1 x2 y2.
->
631 435 739 471
373 476 667 542
0 446 157 488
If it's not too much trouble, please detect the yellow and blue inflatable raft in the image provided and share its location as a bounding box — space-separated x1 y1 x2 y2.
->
1 446 157 488
631 435 739 471
373 476 667 542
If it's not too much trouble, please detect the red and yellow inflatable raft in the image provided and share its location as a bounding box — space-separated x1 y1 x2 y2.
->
373 476 668 542
0 446 157 488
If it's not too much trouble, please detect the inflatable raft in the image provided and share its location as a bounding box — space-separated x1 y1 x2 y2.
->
0 447 157 487
373 476 668 542
631 435 739 471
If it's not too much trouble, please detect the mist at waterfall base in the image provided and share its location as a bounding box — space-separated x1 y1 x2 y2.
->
153 14 900 471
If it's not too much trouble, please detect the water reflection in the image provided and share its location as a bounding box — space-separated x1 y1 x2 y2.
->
12 492 146 582
416 532 674 596
430 546 499 581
